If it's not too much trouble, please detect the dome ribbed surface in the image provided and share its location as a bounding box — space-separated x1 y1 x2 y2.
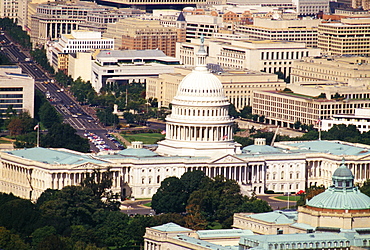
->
333 165 353 178
173 67 227 102
307 188 370 210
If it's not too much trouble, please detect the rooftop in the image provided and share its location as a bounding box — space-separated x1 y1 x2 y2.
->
6 147 107 165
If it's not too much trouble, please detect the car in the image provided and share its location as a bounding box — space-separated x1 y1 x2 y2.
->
72 115 78 118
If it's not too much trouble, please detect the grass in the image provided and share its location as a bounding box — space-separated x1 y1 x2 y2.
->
143 202 152 207
275 196 301 201
121 133 165 144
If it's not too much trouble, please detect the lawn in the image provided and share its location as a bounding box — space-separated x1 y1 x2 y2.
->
275 196 301 201
143 202 152 207
121 133 165 144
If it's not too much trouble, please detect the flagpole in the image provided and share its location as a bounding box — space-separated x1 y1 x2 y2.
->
37 123 40 147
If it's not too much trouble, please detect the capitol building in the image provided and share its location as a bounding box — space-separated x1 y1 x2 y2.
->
1 42 370 201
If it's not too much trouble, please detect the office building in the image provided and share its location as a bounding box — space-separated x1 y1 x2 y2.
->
0 66 34 117
290 56 370 83
321 108 370 133
318 18 370 56
235 18 322 48
104 18 177 57
91 50 180 92
68 52 93 82
292 0 329 16
176 38 321 78
253 81 370 128
0 0 19 20
46 30 114 72
28 0 111 46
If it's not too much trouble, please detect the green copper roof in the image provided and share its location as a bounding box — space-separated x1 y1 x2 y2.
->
117 148 158 157
6 147 107 165
242 145 282 154
151 222 192 232
197 229 253 239
308 161 370 210
306 187 370 210
245 211 297 224
283 141 370 156
333 161 353 179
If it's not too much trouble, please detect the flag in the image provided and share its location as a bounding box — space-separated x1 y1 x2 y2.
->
315 119 321 124
34 124 39 130
161 130 166 135
223 134 228 140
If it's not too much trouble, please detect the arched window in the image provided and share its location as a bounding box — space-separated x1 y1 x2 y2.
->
157 175 160 183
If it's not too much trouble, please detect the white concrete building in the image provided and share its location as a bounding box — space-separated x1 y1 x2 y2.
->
0 66 35 117
68 52 93 82
177 38 321 78
321 108 370 133
292 0 329 16
235 17 322 48
46 30 114 72
0 0 19 20
91 50 180 92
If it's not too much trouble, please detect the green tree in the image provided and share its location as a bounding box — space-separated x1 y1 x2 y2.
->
151 177 188 214
39 102 62 129
180 170 207 195
41 123 90 152
228 103 239 118
80 169 120 211
294 121 302 130
0 198 41 237
31 226 57 247
240 106 252 119
0 227 29 250
360 179 370 197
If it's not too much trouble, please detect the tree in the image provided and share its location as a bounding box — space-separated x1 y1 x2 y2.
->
39 102 62 129
0 227 29 250
294 121 302 130
180 170 208 195
42 123 90 152
317 93 326 99
240 106 252 119
151 177 188 214
228 103 239 118
7 118 23 136
360 179 370 197
80 169 120 211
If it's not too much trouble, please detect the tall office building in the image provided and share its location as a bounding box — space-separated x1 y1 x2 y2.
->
104 18 177 57
318 18 370 56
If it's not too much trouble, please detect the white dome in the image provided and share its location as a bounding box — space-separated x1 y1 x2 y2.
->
173 66 228 103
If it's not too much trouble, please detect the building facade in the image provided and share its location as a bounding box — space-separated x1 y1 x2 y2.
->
91 50 180 92
253 89 370 129
104 18 177 57
0 66 35 117
46 30 114 72
28 1 110 46
290 56 370 83
235 18 322 48
318 18 370 56
321 108 370 133
176 38 321 78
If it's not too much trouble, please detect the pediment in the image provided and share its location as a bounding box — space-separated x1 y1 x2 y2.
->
212 154 246 164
